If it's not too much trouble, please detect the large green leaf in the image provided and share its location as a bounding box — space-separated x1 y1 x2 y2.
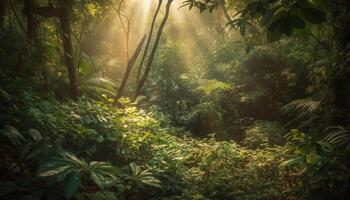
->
296 7 326 24
139 175 162 188
268 15 292 41
0 88 11 101
289 15 306 29
64 171 81 199
39 166 73 177
267 29 283 42
28 129 43 141
280 156 304 167
311 0 330 9
0 125 25 147
130 162 141 175
89 162 123 190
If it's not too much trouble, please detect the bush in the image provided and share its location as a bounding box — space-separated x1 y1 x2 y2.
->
242 121 286 149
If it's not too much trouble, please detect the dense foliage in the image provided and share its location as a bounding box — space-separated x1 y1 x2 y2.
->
1 0 350 199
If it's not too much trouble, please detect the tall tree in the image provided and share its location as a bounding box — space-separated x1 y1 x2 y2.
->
58 0 78 100
0 0 7 27
133 0 173 100
23 0 35 42
331 1 350 124
33 0 78 100
115 35 146 102
135 0 163 84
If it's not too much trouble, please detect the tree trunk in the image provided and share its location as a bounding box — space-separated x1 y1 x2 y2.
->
26 1 78 99
58 0 78 100
133 0 173 100
135 0 163 84
0 0 7 27
24 0 35 42
331 0 350 126
115 35 146 103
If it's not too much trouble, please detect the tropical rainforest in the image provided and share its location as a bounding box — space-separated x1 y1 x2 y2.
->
1 0 350 199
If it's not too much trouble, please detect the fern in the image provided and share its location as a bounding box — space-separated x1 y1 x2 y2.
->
323 126 350 152
199 79 231 95
0 87 11 102
0 125 25 147
282 98 320 114
79 77 117 100
82 77 117 89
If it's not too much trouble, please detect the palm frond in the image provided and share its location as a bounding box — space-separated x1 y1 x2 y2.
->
282 98 320 114
323 126 350 150
82 77 117 89
79 77 117 99
81 86 115 97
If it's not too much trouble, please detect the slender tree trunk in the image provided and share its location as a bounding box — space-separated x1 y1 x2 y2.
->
58 0 78 100
219 0 230 39
331 0 350 125
0 0 7 27
24 0 35 42
135 0 163 84
31 2 77 99
133 0 173 100
115 35 146 102
8 0 25 34
115 1 130 65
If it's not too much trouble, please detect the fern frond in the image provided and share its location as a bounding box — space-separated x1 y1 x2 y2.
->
82 77 117 89
81 86 115 97
282 98 320 114
79 77 117 100
323 126 350 148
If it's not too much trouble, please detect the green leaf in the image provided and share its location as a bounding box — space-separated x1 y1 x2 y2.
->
260 10 274 26
89 161 123 189
240 24 246 37
0 125 25 147
268 15 284 32
311 0 330 9
267 28 283 42
64 171 80 199
280 17 293 36
39 166 73 177
306 153 320 165
297 7 326 24
295 143 315 155
130 162 141 175
28 129 43 141
267 8 285 26
90 171 106 189
0 88 11 101
96 135 104 143
289 15 306 29
280 156 304 167
140 176 162 188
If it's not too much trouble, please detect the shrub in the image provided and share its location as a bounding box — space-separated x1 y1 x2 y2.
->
242 121 286 149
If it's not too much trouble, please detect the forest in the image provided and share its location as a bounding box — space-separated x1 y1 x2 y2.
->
0 0 350 199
